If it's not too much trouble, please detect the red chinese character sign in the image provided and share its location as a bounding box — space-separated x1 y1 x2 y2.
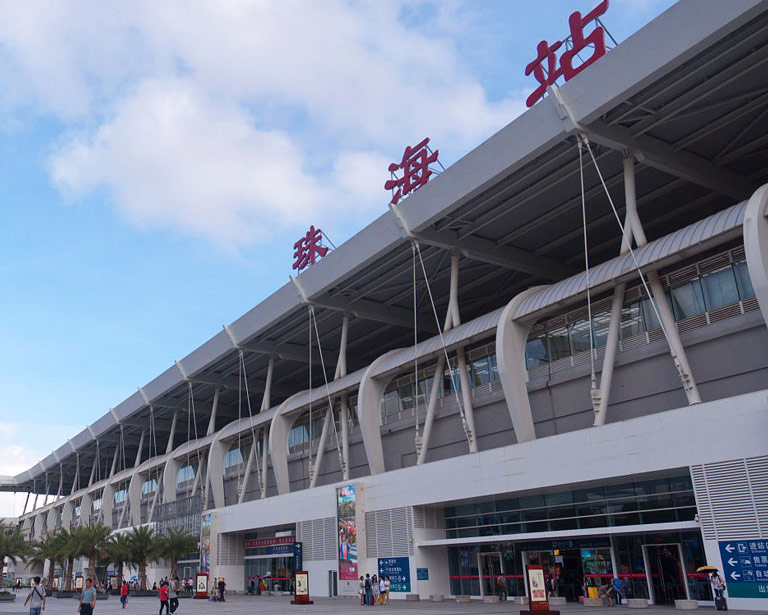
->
384 137 440 205
293 225 329 272
525 0 610 108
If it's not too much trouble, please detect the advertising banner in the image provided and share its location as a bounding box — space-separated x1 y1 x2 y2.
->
378 557 411 593
200 513 211 574
336 485 357 581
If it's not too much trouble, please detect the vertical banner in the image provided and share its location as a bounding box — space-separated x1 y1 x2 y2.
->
336 485 358 582
200 513 212 575
294 541 303 573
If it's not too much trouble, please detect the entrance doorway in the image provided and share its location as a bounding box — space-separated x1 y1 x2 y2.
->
478 552 503 597
644 544 687 605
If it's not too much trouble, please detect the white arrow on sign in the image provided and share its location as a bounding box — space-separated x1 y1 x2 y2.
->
725 544 736 553
730 571 740 581
727 558 738 567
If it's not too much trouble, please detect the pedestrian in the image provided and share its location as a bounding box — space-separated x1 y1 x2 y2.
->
169 577 180 614
597 583 614 607
358 576 365 605
384 577 390 606
23 576 46 615
364 574 373 606
159 582 169 615
711 570 726 599
378 576 386 605
258 578 266 595
371 574 379 606
217 577 226 602
120 579 129 609
79 578 97 615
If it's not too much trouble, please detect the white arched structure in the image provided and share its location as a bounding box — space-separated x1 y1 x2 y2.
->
744 183 768 327
495 286 548 444
269 391 308 496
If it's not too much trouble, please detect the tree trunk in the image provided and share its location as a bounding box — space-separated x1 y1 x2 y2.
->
139 561 147 591
171 558 178 582
46 559 55 592
65 557 74 591
88 553 96 583
117 562 124 585
0 551 5 588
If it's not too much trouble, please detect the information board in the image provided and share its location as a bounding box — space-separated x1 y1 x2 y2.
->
195 573 208 599
378 557 411 593
719 540 768 598
291 571 313 605
416 568 429 581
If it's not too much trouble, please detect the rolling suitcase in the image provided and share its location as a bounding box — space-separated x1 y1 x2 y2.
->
715 596 728 611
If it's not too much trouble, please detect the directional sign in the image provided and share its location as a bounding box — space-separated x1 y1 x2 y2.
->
718 540 768 599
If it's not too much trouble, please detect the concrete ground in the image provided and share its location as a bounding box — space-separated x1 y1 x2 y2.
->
0 593 755 615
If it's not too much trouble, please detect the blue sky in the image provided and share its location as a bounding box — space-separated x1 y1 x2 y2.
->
0 0 675 514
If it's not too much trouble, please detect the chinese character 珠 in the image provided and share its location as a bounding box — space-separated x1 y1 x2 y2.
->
384 138 439 205
292 225 329 272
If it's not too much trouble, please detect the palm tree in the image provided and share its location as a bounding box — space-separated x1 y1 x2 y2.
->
28 532 62 591
71 523 112 582
103 533 132 586
59 528 78 592
0 524 30 590
127 526 157 591
154 529 198 581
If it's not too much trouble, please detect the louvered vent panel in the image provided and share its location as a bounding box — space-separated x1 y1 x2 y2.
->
743 296 760 313
296 517 336 561
692 459 765 541
365 507 412 558
691 465 716 540
708 303 742 323
324 517 337 559
699 255 733 275
746 456 768 533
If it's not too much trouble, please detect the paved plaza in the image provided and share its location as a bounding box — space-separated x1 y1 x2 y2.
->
0 595 755 615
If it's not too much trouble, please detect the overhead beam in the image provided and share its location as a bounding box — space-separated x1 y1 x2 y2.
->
585 120 757 201
414 227 576 280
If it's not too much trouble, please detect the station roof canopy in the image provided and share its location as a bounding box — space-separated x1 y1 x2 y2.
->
5 0 768 496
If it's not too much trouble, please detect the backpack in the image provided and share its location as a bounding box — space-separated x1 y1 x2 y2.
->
365 578 371 589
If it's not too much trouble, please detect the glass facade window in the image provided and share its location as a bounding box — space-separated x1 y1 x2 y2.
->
224 447 245 469
114 489 127 504
92 498 102 511
669 280 706 320
177 465 195 484
526 335 548 369
547 326 571 361
142 478 157 495
445 475 695 540
734 261 755 299
701 267 740 310
568 320 593 355
620 303 644 339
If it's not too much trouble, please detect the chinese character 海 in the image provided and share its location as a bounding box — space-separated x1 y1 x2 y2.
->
384 138 439 205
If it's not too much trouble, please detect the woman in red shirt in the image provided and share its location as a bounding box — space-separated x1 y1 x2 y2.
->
159 582 170 615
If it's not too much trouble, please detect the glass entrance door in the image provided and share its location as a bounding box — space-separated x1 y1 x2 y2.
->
644 544 687 605
478 552 503 597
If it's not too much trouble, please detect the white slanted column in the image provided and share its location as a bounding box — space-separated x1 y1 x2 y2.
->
80 491 93 527
357 349 402 475
206 434 227 509
127 469 143 527
166 411 179 454
239 439 257 505
61 499 74 530
46 507 56 534
743 183 768 327
33 513 44 538
207 388 220 436
101 483 114 527
163 450 181 506
269 391 309 495
495 286 547 443
417 251 477 464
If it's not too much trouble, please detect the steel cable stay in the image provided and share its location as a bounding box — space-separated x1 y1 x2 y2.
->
579 134 698 401
577 141 598 392
411 242 421 441
187 381 204 498
309 306 346 481
413 241 470 433
237 349 264 500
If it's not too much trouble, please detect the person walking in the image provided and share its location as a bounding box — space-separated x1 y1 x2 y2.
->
359 576 365 605
217 577 226 602
158 582 169 615
119 580 129 609
169 577 180 614
378 576 386 605
79 578 97 615
23 576 46 615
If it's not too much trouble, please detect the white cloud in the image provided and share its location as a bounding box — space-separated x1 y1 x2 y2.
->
0 422 81 518
0 1 526 246
51 79 328 245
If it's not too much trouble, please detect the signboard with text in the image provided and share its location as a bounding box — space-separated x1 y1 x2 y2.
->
719 540 768 598
244 535 295 549
526 565 550 612
378 557 411 593
195 573 208 599
291 571 312 604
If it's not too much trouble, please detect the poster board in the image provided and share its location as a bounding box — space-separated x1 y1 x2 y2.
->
75 577 84 590
195 573 208 599
521 564 558 615
291 571 313 605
